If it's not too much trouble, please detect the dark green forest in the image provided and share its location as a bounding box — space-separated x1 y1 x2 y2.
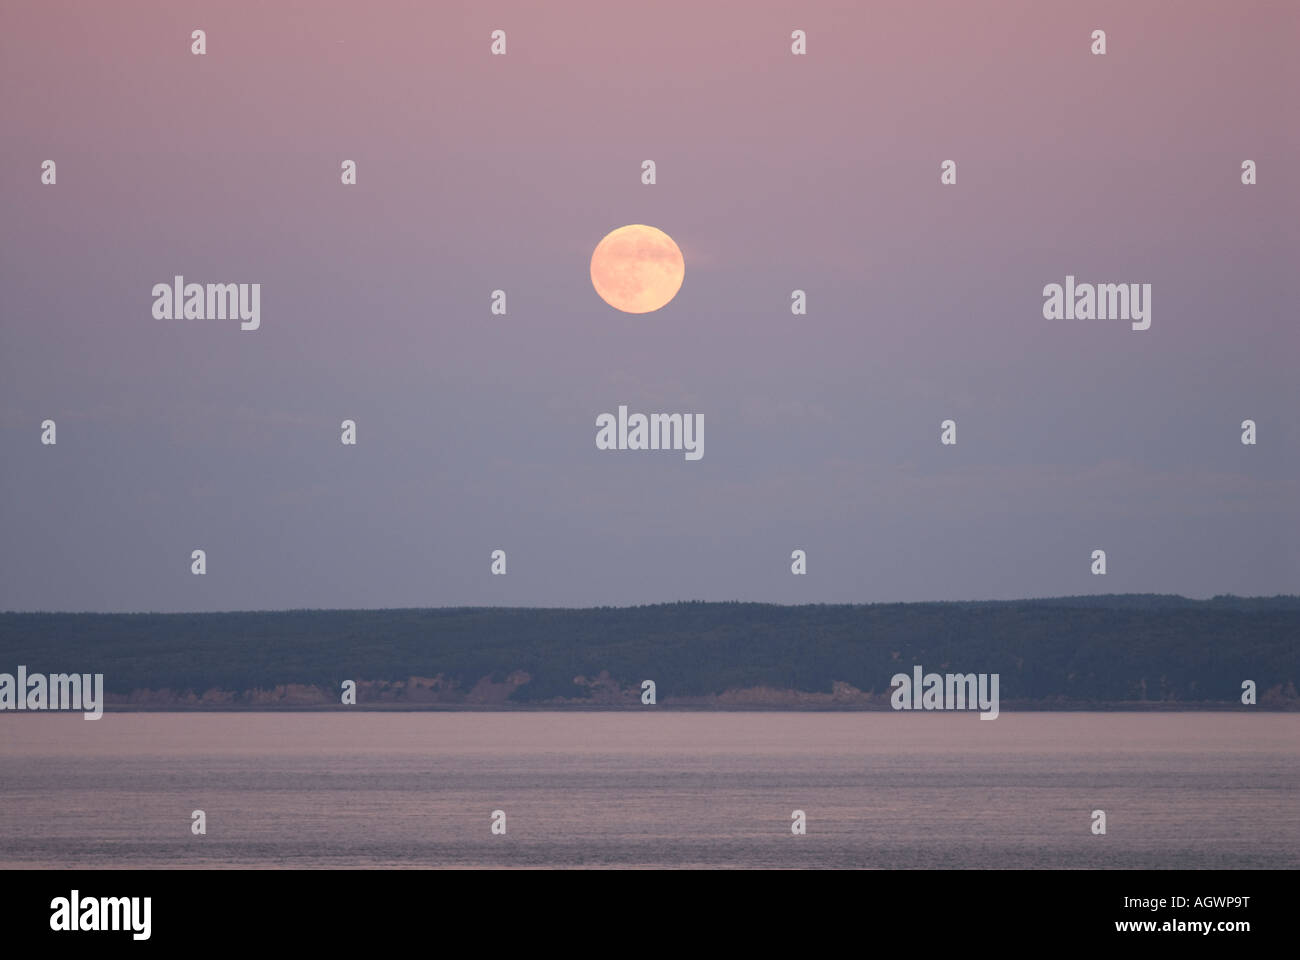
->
1 595 1297 705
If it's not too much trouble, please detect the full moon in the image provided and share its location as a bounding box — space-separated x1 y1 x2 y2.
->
590 224 685 314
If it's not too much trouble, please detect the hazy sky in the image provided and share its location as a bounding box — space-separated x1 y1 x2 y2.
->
2 0 1296 612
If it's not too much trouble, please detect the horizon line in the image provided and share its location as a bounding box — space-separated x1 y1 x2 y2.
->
4 592 1299 617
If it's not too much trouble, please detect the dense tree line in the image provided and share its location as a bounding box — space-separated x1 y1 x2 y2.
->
0 595 1296 703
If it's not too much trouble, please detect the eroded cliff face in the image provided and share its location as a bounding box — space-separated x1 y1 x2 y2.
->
97 677 1300 710
108 671 533 708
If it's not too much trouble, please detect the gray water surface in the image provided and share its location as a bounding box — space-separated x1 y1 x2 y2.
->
1 712 1295 868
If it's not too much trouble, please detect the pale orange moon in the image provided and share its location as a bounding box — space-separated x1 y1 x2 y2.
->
590 224 685 313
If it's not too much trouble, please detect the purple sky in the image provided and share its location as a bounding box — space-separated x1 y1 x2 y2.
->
2 0 1296 611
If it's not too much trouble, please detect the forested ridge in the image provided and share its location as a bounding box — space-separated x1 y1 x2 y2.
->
1 595 1296 705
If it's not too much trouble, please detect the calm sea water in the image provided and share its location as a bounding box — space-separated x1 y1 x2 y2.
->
1 712 1296 869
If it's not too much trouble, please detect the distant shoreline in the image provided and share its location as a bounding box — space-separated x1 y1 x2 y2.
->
7 701 1290 714
4 597 1296 711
